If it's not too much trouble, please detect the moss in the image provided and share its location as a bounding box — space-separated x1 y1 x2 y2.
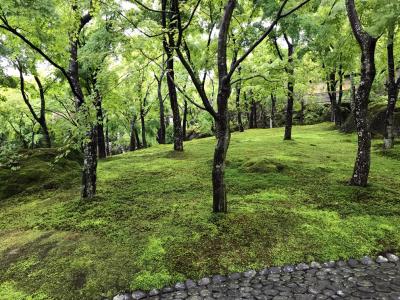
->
240 158 286 173
0 123 400 298
0 148 81 199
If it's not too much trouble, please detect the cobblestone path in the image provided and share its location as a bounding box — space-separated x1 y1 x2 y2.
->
114 255 400 300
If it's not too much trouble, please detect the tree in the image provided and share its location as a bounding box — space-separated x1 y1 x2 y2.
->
346 0 379 186
0 2 98 198
174 0 311 212
16 61 51 148
383 24 399 149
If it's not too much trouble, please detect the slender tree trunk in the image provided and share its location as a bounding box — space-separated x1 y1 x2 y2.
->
182 100 188 140
156 73 166 144
235 68 244 132
162 0 183 151
270 93 276 128
383 25 397 149
346 0 378 187
337 65 344 126
18 67 52 148
327 71 338 124
94 93 107 159
212 86 231 213
140 108 147 148
251 100 258 128
235 88 244 132
81 127 97 198
105 117 111 156
134 127 141 149
212 0 235 213
284 37 294 140
350 72 356 114
299 99 305 125
129 117 137 151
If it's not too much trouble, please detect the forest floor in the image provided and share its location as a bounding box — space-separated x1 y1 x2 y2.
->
1 123 400 300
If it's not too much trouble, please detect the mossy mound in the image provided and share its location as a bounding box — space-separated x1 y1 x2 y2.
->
240 158 285 173
0 148 81 199
341 102 400 136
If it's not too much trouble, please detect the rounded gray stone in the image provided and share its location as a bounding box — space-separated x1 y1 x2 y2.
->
113 293 133 300
376 255 389 263
228 272 242 280
296 263 309 271
185 279 197 289
148 288 159 296
198 277 210 286
361 256 374 265
244 270 257 278
386 253 399 262
269 267 282 274
347 258 359 267
132 291 146 300
174 282 186 290
310 261 321 269
212 275 227 284
283 265 295 273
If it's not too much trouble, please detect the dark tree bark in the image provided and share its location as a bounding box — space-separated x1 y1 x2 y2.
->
93 84 107 159
249 97 258 129
244 91 250 127
162 0 183 151
383 25 398 149
105 116 111 156
182 100 188 139
129 116 137 151
337 64 344 126
135 127 142 149
17 63 51 148
155 72 166 144
346 0 378 187
326 70 338 123
235 69 244 132
299 99 305 125
140 107 147 148
284 34 294 140
270 93 276 128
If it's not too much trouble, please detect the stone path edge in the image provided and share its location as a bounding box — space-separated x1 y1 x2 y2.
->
111 253 399 300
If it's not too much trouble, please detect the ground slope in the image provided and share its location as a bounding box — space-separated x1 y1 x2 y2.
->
0 123 400 300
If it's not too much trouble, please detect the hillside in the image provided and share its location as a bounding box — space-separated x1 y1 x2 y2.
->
1 123 400 300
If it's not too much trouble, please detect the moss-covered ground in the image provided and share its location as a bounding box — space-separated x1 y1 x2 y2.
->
1 123 400 299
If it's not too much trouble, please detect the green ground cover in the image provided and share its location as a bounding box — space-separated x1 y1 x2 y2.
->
1 123 400 299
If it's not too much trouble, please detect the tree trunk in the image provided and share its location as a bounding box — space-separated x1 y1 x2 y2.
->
105 117 111 156
135 127 142 149
140 108 147 148
270 93 276 128
183 100 188 140
42 124 51 148
299 99 305 125
284 37 294 140
327 71 338 124
383 25 397 150
156 73 166 144
162 0 183 151
81 127 97 198
212 87 231 213
337 64 344 126
235 68 244 132
346 0 378 187
94 93 107 159
129 117 137 151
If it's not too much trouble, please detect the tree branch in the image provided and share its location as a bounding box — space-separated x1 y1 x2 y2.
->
228 0 310 79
